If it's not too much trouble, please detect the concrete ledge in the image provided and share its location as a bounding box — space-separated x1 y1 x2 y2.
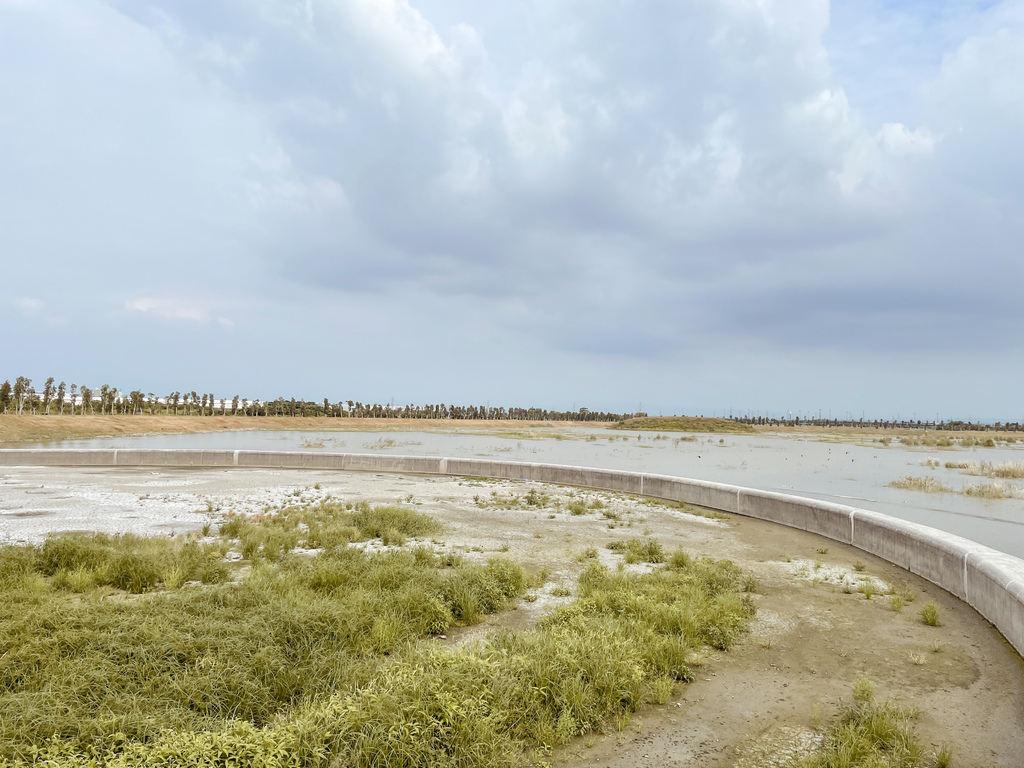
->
641 474 743 513
740 490 855 545
3 448 1024 657
851 510 975 599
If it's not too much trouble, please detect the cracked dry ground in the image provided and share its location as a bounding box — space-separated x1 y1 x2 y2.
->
3 467 1023 766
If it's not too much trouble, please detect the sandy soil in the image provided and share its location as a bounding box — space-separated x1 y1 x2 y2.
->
1 466 1021 765
0 415 609 445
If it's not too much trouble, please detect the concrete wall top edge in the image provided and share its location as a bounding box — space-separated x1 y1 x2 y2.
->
967 550 1024 588
739 487 858 515
640 472 747 494
852 508 982 559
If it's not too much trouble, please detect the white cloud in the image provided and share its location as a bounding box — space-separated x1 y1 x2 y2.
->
15 297 43 314
125 298 211 324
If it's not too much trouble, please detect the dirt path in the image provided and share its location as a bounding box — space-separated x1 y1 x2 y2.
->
0 467 1021 765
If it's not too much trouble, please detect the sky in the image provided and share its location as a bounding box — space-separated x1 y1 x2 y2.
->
2 0 1022 421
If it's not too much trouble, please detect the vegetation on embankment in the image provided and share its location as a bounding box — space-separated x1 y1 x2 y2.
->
613 416 755 434
0 499 755 768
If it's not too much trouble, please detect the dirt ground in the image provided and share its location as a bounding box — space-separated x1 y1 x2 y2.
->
1 466 1022 766
0 415 609 445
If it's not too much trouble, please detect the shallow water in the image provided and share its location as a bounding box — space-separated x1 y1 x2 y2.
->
21 428 1024 558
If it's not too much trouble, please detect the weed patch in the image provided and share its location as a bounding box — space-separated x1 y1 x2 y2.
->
0 533 754 768
798 678 925 768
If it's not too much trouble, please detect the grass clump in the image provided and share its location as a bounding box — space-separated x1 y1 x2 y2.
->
607 537 665 564
798 677 925 768
919 600 941 626
961 461 1024 479
224 500 443 556
961 481 1024 500
889 476 955 494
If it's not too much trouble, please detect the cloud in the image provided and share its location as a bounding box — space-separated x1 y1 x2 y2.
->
125 297 224 325
15 297 43 314
3 0 1024 415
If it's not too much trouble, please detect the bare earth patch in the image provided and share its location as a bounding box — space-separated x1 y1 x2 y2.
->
1 466 1022 766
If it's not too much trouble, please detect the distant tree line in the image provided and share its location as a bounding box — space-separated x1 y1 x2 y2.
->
0 376 643 422
728 415 1024 432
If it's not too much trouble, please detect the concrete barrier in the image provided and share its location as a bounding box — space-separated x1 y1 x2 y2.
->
2 448 1023 657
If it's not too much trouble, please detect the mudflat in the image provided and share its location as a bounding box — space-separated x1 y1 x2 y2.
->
1 465 1020 765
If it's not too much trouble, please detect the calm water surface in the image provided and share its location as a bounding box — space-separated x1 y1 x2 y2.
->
29 428 1024 558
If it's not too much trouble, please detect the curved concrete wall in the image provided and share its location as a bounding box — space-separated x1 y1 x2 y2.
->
2 448 1023 657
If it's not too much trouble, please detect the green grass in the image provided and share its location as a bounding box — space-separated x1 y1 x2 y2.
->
919 601 941 627
473 489 552 510
799 677 925 768
0 524 755 768
612 416 754 434
606 537 665 563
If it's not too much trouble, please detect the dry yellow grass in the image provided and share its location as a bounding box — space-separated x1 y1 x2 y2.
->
889 476 955 494
0 415 607 445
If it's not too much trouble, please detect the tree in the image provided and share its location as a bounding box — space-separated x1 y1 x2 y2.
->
13 377 30 415
0 381 10 413
57 381 66 415
80 386 93 414
129 390 145 414
42 377 56 415
231 395 239 416
69 384 77 415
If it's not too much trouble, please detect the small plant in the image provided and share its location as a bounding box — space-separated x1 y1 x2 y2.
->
929 640 944 653
853 559 866 572
567 500 588 516
920 600 941 626
852 675 876 704
550 585 572 597
815 547 829 555
890 595 904 612
910 653 925 665
859 579 880 600
811 702 821 730
886 579 916 604
934 743 953 768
